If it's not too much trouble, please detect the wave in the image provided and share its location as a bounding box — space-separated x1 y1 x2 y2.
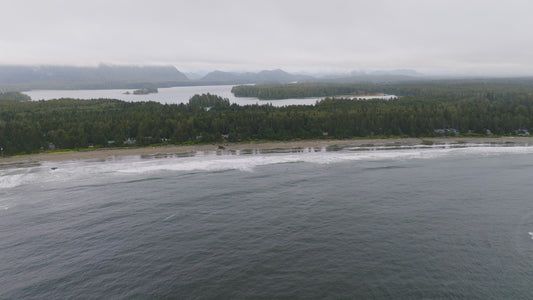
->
2 144 533 190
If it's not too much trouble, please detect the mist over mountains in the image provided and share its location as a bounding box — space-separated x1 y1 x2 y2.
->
200 69 315 85
0 64 429 91
0 65 188 90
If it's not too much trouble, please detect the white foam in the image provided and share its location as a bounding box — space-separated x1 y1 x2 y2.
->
2 145 533 190
163 214 176 221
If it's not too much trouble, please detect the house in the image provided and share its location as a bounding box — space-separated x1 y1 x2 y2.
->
515 129 530 136
124 138 136 145
434 128 459 135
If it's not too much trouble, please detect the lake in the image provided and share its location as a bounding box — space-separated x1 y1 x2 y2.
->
23 85 396 106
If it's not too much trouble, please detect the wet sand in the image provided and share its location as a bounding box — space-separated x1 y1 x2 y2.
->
2 137 533 167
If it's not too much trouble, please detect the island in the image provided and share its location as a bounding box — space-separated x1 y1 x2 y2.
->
132 88 158 95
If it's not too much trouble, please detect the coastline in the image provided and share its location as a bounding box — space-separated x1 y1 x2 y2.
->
2 136 533 167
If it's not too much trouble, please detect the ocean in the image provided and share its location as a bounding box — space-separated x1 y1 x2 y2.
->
1 143 533 298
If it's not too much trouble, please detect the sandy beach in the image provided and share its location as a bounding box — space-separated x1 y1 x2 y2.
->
2 137 533 167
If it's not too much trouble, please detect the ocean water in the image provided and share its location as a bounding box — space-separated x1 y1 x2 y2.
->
1 144 533 298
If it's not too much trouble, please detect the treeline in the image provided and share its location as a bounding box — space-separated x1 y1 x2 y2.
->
231 83 385 100
188 93 230 107
232 78 533 100
132 87 158 95
0 91 30 101
1 85 533 155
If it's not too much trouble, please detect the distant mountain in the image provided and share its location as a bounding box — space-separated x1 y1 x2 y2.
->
0 64 432 91
309 69 427 84
183 72 206 80
0 64 189 90
254 69 308 83
200 69 313 84
367 69 424 77
201 70 247 82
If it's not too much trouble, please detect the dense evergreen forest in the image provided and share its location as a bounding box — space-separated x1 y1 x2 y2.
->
1 79 533 156
231 83 385 99
0 91 31 102
232 79 533 100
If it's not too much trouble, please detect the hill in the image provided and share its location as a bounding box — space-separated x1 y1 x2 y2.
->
0 64 189 90
200 69 313 84
0 65 434 91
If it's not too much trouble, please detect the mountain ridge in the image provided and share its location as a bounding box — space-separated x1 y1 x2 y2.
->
0 64 189 90
0 65 429 90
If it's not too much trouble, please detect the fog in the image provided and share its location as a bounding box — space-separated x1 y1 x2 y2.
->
2 0 533 75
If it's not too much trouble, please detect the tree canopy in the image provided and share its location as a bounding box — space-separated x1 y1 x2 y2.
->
0 91 31 101
2 81 533 156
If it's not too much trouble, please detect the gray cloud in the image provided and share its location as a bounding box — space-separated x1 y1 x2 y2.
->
2 0 533 75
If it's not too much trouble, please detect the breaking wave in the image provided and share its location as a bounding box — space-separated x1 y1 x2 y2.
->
2 144 533 190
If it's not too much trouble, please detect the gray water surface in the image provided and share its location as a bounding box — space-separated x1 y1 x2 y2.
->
1 145 533 298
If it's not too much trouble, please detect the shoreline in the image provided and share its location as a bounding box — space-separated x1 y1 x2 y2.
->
2 137 533 166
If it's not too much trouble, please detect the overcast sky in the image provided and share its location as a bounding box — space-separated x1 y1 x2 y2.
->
2 0 533 75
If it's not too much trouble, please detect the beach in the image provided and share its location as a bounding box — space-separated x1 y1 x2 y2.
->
2 137 533 166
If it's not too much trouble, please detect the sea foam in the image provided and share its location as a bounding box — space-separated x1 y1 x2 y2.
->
2 145 533 190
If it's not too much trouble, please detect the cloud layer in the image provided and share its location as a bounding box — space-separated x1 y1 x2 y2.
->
2 0 533 74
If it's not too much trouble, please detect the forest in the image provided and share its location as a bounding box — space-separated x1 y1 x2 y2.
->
231 78 533 100
1 78 533 156
231 83 385 99
0 91 31 102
